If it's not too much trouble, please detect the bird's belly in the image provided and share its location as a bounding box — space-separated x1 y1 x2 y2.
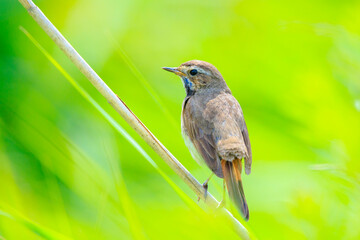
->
181 125 205 166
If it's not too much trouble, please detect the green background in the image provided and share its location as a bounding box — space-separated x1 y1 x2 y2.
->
1 0 360 239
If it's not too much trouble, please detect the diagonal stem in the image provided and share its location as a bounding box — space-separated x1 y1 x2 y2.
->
17 0 250 239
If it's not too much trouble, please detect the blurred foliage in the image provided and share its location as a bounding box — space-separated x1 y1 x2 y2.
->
1 0 360 239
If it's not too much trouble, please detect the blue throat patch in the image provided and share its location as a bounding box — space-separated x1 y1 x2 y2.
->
182 77 195 96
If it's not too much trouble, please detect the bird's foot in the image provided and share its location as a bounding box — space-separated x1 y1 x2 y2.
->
203 181 209 200
197 181 209 202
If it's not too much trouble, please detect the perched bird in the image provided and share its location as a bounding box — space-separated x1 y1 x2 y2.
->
163 60 252 220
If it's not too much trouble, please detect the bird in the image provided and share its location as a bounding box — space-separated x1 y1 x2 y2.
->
163 60 252 220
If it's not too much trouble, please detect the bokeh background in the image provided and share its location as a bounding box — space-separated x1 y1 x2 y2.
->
1 0 360 239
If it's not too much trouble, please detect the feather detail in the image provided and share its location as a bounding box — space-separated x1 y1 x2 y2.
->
222 159 249 221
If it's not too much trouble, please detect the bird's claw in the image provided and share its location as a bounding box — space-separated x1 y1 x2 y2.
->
203 182 208 200
197 182 209 202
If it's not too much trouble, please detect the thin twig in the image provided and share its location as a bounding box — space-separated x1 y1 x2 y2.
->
17 0 250 239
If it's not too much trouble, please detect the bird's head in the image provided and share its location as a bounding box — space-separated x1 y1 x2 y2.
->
163 60 228 96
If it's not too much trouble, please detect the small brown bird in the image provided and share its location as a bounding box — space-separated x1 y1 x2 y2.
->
163 60 252 220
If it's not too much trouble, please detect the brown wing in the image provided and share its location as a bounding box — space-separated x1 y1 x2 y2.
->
211 93 252 175
226 94 252 175
182 97 223 177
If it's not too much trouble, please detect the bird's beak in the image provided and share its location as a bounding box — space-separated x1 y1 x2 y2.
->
162 67 185 76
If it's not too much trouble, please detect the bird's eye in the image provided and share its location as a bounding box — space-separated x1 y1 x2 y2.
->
189 69 198 76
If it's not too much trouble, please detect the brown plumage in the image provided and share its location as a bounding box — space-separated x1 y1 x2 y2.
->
163 60 252 220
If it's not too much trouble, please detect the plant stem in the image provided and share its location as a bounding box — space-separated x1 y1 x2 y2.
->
17 0 250 239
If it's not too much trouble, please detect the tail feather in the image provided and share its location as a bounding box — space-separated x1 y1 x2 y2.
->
221 159 249 221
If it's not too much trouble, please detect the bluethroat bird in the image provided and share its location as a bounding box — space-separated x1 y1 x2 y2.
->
163 60 252 220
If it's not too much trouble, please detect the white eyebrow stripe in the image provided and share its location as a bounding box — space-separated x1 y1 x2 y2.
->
194 67 211 75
